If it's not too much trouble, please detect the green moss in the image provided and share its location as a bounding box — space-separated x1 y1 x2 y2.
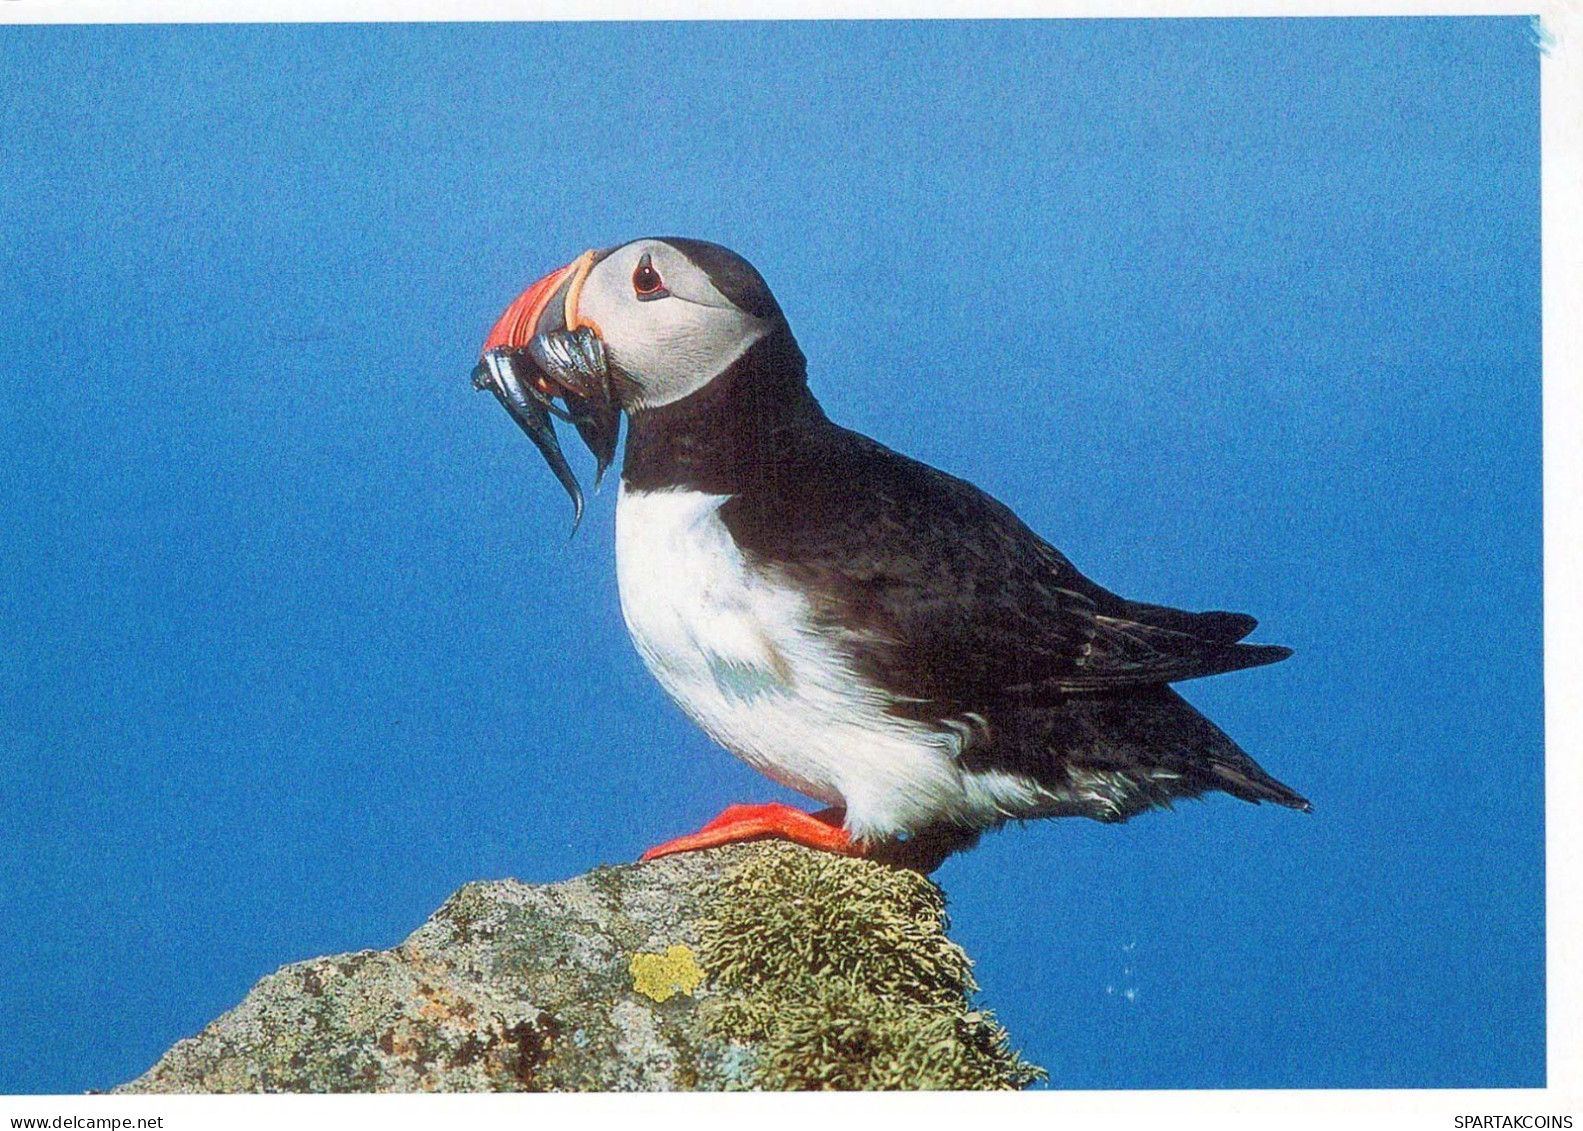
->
696 843 1043 1091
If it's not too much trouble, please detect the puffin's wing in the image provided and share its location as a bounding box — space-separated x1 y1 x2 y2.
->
1113 601 1261 645
720 428 1289 706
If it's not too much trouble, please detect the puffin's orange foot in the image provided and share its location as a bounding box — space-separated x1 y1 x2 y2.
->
640 803 864 862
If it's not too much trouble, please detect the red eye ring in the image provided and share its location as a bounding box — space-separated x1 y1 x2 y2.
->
633 252 668 299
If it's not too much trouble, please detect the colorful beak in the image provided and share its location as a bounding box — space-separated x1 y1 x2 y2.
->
479 249 598 360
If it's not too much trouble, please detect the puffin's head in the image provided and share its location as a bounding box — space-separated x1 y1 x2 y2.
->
472 238 784 521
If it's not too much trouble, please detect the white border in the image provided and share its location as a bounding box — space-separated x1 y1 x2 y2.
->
1543 0 1583 1117
0 2 1575 1127
3 1087 1583 1128
0 0 1576 21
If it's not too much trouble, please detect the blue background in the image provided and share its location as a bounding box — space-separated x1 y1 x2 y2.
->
0 19 1542 1093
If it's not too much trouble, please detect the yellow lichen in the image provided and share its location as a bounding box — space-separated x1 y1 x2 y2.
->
629 944 706 1003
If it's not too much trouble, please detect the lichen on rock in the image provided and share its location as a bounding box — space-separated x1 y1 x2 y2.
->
695 842 1042 1090
117 841 1042 1093
629 945 706 1003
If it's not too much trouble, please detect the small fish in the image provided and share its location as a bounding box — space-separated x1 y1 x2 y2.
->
532 328 621 491
471 327 621 529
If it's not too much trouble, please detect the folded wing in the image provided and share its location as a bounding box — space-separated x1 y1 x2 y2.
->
720 426 1290 711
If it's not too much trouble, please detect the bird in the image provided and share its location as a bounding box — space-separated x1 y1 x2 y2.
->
472 236 1310 873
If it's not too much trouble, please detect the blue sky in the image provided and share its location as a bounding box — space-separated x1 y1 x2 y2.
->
0 18 1542 1092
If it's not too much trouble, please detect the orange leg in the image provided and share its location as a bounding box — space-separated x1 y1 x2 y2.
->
640 803 866 862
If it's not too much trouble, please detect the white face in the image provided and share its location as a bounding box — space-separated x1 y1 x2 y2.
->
574 240 775 411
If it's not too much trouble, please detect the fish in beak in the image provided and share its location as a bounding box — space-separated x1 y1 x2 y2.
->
472 250 622 528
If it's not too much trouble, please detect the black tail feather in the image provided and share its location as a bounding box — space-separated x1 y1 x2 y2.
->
1211 642 1294 676
1119 603 1261 645
986 685 1310 822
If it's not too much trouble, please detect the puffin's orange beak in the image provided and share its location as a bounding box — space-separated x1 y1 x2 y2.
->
479 249 599 359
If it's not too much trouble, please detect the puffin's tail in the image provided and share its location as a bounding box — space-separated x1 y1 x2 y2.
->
988 685 1311 823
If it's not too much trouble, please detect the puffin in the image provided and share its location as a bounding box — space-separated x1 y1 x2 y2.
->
472 237 1310 872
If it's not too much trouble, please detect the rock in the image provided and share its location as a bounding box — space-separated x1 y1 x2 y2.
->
116 842 1043 1092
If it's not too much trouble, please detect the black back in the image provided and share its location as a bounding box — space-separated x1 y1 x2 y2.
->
621 326 1292 716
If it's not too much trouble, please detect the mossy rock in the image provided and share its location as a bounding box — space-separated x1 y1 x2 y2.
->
117 841 1042 1092
696 842 1041 1090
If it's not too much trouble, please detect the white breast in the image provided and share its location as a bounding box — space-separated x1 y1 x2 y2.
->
613 484 1053 840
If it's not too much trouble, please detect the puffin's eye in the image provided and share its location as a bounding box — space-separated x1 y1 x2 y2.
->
632 253 669 301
